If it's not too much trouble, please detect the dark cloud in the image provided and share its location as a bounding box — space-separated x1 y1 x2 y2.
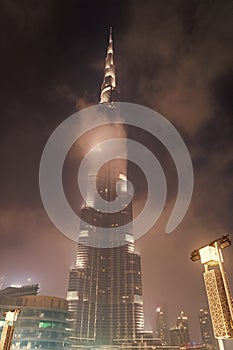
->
120 0 232 134
118 1 233 340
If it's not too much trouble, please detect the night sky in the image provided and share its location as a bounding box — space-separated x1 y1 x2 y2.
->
0 0 233 344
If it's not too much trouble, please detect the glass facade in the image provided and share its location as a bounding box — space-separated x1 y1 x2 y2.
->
0 295 71 349
67 170 145 347
67 30 145 348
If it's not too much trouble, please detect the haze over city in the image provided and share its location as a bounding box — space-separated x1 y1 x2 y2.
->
0 0 232 345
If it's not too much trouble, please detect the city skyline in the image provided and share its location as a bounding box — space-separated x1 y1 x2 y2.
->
0 0 232 345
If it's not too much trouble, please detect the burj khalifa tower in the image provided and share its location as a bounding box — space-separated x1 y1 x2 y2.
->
67 29 144 349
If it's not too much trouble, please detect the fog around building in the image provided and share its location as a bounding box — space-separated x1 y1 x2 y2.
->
0 0 232 344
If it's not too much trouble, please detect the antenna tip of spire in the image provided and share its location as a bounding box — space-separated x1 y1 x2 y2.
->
109 27 113 42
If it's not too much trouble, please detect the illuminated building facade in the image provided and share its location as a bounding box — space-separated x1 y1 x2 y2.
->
100 27 119 104
169 311 190 346
176 311 190 344
197 240 233 340
191 236 233 350
67 29 144 348
155 306 169 344
0 294 71 349
203 269 233 339
199 308 216 349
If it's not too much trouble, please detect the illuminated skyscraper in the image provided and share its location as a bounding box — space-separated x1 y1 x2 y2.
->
100 27 119 104
155 306 169 344
170 311 190 346
67 29 144 348
177 311 190 345
199 307 216 349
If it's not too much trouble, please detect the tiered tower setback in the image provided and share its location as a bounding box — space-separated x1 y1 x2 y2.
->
67 29 144 348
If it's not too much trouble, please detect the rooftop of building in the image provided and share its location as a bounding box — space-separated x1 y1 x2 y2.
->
0 283 39 297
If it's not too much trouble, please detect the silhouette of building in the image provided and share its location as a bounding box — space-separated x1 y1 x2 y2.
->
67 29 144 349
170 311 190 346
199 307 216 349
0 284 39 297
155 306 169 344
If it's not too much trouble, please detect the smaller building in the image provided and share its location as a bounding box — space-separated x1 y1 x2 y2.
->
0 293 72 349
155 306 170 344
170 311 190 346
199 307 216 349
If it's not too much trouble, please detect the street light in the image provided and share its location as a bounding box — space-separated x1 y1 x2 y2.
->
0 308 21 350
190 235 231 262
190 235 233 350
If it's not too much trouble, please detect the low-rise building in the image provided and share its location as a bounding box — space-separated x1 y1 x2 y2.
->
0 290 72 349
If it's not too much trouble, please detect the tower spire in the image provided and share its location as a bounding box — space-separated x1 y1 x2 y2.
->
100 27 117 103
